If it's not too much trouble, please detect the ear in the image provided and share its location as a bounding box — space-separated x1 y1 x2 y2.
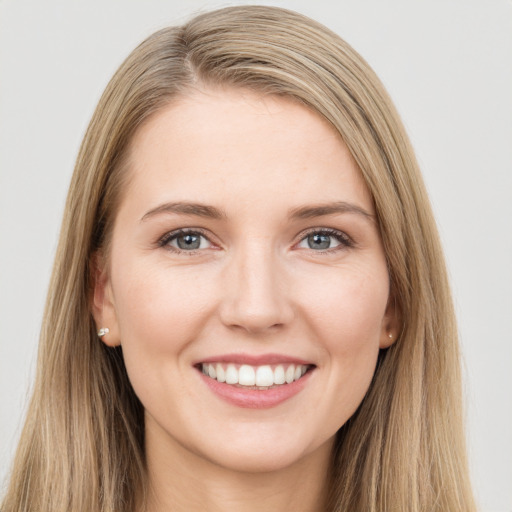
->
90 251 121 347
379 294 400 349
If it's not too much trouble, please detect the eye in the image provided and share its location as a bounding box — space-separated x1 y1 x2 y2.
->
159 229 213 252
297 229 353 251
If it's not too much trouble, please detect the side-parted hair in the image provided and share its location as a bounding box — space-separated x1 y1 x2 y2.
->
2 6 476 511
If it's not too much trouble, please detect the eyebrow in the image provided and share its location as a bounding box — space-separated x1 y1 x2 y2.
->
288 201 374 222
141 202 228 222
141 200 374 223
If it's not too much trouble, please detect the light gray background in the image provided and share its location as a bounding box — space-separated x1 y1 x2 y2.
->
1 1 511 510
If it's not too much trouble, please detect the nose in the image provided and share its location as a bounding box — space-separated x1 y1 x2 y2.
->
218 241 294 334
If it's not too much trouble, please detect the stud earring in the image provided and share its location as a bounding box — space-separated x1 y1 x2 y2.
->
97 327 109 337
388 333 393 339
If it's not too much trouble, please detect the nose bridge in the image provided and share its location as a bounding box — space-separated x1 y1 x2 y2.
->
219 237 292 332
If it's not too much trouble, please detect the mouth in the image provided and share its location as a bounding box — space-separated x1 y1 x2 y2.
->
194 354 316 408
197 362 314 390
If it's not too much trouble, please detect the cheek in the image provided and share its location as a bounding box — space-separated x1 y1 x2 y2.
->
109 259 220 417
111 257 217 357
301 262 389 343
299 264 388 409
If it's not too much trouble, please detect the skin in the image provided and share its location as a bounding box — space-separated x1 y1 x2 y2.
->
93 87 397 512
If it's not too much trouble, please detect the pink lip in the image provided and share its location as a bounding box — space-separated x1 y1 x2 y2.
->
197 367 314 410
195 353 313 366
200 373 311 409
194 353 316 409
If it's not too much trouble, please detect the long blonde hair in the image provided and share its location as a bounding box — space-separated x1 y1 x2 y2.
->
2 6 476 511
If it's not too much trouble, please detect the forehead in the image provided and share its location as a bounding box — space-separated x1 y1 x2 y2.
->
122 87 373 217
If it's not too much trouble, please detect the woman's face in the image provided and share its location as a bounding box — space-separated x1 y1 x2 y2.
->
94 88 396 474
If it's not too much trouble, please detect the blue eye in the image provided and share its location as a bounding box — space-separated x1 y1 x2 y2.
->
160 230 212 251
297 229 352 251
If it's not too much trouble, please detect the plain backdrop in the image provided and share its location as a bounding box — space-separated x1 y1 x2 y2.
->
1 1 511 510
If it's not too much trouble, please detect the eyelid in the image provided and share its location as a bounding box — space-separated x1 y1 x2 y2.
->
294 227 355 251
156 226 355 254
157 227 217 253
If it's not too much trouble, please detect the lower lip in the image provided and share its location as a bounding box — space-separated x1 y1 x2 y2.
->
199 370 312 409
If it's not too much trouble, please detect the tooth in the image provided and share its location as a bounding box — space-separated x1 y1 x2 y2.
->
208 362 309 387
216 363 226 383
256 365 274 386
274 365 285 385
239 365 256 386
225 364 238 384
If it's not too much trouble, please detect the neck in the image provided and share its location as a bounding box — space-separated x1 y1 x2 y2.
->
142 422 332 512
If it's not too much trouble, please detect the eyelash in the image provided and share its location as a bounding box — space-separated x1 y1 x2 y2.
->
157 227 354 255
297 227 355 253
157 228 213 254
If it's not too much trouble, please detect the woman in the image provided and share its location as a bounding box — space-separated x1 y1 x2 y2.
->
2 5 476 511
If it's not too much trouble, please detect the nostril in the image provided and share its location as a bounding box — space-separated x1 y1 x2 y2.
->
219 301 294 334
217 260 294 332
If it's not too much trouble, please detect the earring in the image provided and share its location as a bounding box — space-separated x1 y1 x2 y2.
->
388 333 393 339
97 327 109 337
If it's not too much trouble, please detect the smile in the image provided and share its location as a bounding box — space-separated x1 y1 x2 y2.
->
200 362 310 388
196 356 316 408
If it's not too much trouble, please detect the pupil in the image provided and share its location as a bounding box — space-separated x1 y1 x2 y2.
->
178 234 200 250
308 233 330 250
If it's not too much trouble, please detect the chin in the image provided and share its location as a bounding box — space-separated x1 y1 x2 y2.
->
191 429 334 475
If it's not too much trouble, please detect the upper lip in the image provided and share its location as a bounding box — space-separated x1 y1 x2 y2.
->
194 353 315 366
